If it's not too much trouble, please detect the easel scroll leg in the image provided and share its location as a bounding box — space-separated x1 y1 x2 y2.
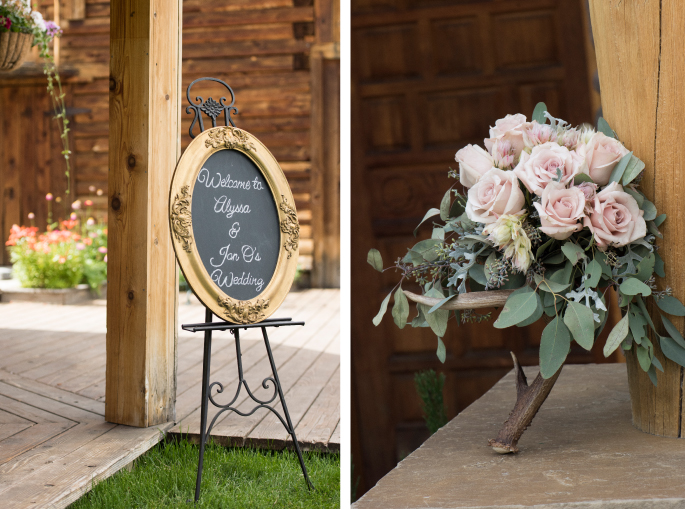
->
261 326 315 490
194 307 214 502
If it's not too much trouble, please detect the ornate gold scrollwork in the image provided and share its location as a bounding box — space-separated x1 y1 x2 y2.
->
279 196 299 259
170 185 193 253
204 126 256 152
217 295 270 324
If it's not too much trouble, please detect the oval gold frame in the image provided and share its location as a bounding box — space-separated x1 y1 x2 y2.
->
169 126 299 324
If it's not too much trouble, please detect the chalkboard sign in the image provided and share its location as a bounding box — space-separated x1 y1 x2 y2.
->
169 126 299 324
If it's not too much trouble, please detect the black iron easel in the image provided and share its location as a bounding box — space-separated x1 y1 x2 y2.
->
182 78 314 502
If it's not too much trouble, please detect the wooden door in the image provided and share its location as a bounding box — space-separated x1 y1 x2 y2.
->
0 83 69 265
351 0 610 496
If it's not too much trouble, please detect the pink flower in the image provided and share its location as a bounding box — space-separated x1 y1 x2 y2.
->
533 182 585 240
484 114 528 158
513 142 579 196
584 182 647 250
465 168 526 224
86 217 95 226
46 193 53 201
45 21 62 38
96 189 103 196
0 16 11 31
522 122 558 148
76 243 85 250
578 132 629 185
104 255 107 263
28 212 35 220
84 199 93 207
98 246 107 254
455 144 495 188
574 181 598 215
58 257 66 264
491 139 516 170
71 200 81 210
70 212 77 221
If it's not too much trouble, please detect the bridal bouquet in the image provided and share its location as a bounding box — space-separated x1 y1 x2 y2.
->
369 103 685 384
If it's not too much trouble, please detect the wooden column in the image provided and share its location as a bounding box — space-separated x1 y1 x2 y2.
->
106 0 181 427
589 0 685 436
310 0 340 288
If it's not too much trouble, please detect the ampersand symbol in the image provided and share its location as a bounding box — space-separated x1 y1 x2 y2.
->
229 222 240 239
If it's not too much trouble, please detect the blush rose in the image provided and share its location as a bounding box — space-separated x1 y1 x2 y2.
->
465 168 526 224
455 144 495 188
584 182 646 250
533 182 585 240
513 142 579 196
579 132 630 185
484 114 528 158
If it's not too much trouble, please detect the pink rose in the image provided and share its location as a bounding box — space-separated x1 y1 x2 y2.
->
522 122 557 148
533 182 585 240
580 132 629 185
465 168 526 224
584 182 646 250
455 144 495 188
513 142 579 196
484 114 528 157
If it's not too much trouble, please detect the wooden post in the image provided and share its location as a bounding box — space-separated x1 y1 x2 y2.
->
310 0 340 288
106 0 181 427
589 0 685 436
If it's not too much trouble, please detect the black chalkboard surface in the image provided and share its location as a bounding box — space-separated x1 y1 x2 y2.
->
191 149 280 301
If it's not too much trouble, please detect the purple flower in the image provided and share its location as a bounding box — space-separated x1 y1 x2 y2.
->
45 21 62 38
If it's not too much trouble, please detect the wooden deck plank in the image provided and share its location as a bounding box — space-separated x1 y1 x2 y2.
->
329 420 340 449
247 340 340 448
0 394 73 425
0 382 102 422
0 423 75 465
291 365 340 450
0 424 168 509
0 423 33 441
0 408 33 424
0 369 104 416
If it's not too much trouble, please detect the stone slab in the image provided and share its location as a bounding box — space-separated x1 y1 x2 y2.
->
353 364 685 509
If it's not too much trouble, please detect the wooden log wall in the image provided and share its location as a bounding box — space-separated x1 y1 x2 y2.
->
3 0 321 268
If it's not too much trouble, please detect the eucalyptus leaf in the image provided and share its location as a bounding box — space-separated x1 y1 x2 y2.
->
414 208 440 237
655 252 665 277
420 288 449 337
564 302 595 350
392 288 409 329
604 310 630 357
637 344 652 372
661 335 685 368
532 102 548 124
573 173 594 185
657 296 685 317
367 249 383 272
373 292 392 326
469 264 487 286
428 294 457 315
517 295 544 327
436 337 446 363
635 253 655 282
647 221 663 239
440 189 452 221
449 198 465 219
654 214 667 227
585 259 602 288
494 287 540 329
647 364 658 386
622 155 646 185
637 296 657 333
544 251 565 265
432 227 445 240
535 274 571 294
561 242 586 265
536 238 554 260
629 309 647 346
549 262 573 286
540 317 571 379
623 187 644 207
661 314 685 349
411 305 429 328
608 151 632 184
652 355 664 373
641 199 657 221
597 117 615 138
620 278 652 297
596 252 612 277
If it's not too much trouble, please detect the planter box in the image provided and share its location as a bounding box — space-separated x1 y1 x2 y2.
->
0 279 93 305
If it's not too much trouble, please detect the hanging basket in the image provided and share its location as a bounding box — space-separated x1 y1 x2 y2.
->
0 32 33 72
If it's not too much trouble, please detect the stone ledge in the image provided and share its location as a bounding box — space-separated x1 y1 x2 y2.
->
0 279 95 305
353 364 685 509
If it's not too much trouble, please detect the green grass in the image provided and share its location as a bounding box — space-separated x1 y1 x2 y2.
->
70 437 340 509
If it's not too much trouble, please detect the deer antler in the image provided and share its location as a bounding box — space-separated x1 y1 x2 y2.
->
403 289 562 454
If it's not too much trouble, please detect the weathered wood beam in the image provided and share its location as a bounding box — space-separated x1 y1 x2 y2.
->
589 0 685 437
106 0 181 427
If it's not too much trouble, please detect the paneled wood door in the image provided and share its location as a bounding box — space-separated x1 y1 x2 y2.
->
351 0 610 496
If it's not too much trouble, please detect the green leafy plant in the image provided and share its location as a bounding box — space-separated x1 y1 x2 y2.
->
414 369 448 434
